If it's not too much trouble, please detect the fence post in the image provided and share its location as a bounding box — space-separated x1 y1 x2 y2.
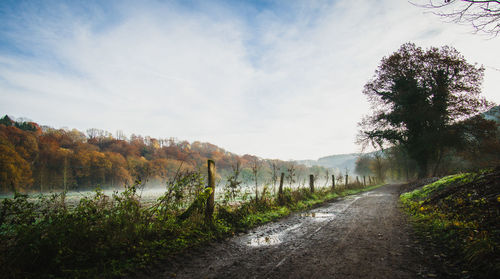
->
332 175 335 190
279 172 284 201
363 176 366 186
205 160 215 223
345 175 348 188
309 174 314 193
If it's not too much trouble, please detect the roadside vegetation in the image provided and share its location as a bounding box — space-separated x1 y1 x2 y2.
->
0 169 381 279
400 168 500 278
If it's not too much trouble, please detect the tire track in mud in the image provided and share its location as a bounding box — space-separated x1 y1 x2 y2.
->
262 195 363 274
139 185 436 279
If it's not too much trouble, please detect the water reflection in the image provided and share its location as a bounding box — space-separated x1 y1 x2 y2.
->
300 212 335 218
248 235 281 246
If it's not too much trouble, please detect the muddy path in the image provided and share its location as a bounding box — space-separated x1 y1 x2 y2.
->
141 184 437 278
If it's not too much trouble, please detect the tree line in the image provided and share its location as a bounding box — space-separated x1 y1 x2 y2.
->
0 115 341 194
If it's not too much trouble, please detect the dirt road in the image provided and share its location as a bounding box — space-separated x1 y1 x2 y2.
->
143 184 436 278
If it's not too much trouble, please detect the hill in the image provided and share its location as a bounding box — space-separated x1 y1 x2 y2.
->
0 114 333 193
297 153 363 174
483 104 500 123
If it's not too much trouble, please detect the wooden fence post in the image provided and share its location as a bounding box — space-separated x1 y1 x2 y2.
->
345 175 348 188
332 175 335 190
205 160 215 223
309 174 314 193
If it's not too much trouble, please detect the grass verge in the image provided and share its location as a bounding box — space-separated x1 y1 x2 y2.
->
400 169 500 278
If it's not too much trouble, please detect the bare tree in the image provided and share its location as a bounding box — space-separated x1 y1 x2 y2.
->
335 172 343 185
268 160 280 194
115 130 127 141
286 162 296 188
224 160 242 203
86 128 99 139
295 165 306 189
251 158 262 201
415 0 500 35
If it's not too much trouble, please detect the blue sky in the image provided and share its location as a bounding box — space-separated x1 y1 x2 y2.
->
1 0 499 160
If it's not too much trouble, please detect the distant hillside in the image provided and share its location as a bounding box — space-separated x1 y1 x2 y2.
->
297 153 362 174
483 105 500 123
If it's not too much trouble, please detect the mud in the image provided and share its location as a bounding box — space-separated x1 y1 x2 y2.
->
139 184 438 278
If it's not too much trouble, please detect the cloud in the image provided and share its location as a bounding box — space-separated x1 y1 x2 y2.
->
0 0 499 160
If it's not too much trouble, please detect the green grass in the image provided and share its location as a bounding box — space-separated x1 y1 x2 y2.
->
401 172 474 202
400 170 500 278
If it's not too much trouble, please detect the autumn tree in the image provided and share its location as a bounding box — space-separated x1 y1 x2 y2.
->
0 114 334 192
359 43 494 178
105 151 131 187
0 137 33 192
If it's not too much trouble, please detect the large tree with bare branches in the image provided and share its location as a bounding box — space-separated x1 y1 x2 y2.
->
416 0 500 35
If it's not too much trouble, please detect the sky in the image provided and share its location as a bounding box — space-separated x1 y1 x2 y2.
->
0 0 499 161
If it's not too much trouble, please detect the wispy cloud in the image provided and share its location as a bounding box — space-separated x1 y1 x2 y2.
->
0 0 499 160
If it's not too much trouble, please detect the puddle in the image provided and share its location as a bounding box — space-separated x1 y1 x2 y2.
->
242 195 365 248
245 223 302 247
363 193 390 197
300 212 335 218
248 235 281 246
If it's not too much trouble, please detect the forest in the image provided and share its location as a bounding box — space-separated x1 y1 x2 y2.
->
0 115 342 194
